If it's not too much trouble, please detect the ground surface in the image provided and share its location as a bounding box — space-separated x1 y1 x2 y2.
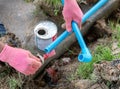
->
0 0 120 89
0 0 35 41
0 0 48 52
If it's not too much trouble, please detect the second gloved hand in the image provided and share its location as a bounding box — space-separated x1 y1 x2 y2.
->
62 0 83 32
0 45 42 75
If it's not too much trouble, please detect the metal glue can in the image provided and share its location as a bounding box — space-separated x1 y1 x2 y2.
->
34 21 57 51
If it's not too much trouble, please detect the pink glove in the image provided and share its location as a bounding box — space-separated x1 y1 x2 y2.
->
0 45 42 75
62 0 83 32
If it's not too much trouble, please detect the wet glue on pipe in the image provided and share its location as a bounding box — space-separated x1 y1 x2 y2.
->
45 0 108 62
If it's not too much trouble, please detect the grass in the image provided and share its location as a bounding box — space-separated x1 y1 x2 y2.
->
110 21 120 41
26 0 84 16
7 73 23 89
24 0 34 3
44 0 62 8
77 45 113 79
76 21 120 79
0 68 11 78
8 77 21 89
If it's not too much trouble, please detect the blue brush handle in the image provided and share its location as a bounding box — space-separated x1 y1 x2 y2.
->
45 0 108 62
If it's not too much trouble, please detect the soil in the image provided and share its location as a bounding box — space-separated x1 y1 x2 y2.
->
0 0 49 53
0 0 120 89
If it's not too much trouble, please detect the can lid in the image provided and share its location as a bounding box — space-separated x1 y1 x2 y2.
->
34 21 57 39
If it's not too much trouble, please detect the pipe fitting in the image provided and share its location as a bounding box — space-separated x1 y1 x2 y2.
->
78 48 92 62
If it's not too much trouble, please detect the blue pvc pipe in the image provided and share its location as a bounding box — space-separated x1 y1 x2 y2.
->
82 0 108 23
45 0 108 62
72 21 92 62
61 0 64 5
61 0 108 24
72 22 86 49
44 31 72 53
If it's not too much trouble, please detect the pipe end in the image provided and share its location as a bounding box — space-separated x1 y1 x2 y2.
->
78 53 92 62
44 48 49 53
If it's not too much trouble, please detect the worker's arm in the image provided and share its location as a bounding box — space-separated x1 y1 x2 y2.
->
62 0 83 32
0 24 42 75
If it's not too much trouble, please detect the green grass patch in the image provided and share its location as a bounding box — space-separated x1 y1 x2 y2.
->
76 45 113 79
76 21 120 79
44 0 62 8
24 0 34 3
109 21 120 41
42 0 83 8
8 77 21 89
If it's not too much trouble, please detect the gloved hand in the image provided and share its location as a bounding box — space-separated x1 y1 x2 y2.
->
62 0 83 32
0 45 42 75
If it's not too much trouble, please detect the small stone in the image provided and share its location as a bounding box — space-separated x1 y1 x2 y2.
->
62 57 71 64
112 42 118 50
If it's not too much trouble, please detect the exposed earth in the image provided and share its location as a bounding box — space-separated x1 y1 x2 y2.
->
0 0 120 89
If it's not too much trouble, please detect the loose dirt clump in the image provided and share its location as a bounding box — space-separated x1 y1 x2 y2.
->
0 32 22 47
93 60 120 89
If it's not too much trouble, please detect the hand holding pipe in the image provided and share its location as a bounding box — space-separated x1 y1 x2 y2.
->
45 0 108 62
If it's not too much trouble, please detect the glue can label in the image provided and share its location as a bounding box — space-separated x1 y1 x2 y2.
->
35 35 57 51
